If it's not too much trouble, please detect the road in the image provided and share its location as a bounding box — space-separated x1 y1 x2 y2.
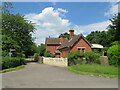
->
2 63 118 88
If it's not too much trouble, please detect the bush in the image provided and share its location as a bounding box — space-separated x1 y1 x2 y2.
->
2 57 26 70
84 52 101 64
107 45 120 66
34 53 39 62
44 51 55 58
67 52 85 66
67 52 101 66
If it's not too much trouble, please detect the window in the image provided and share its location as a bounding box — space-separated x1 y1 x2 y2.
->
77 47 86 52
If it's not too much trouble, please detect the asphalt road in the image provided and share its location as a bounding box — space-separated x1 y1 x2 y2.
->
2 63 118 88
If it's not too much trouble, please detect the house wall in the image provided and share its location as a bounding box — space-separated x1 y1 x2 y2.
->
70 38 92 52
46 45 60 54
59 38 92 58
61 48 70 57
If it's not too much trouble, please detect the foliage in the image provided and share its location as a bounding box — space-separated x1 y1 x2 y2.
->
109 14 120 41
44 51 55 58
67 52 100 66
0 65 25 73
86 14 120 47
107 45 120 66
84 52 101 64
2 57 26 69
59 32 70 39
37 44 46 56
2 2 36 57
67 64 118 78
67 52 85 66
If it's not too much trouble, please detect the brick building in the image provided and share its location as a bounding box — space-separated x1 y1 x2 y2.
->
45 29 102 58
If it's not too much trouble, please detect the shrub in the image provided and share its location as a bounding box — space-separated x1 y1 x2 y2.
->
107 45 120 66
2 57 26 70
84 52 101 64
67 51 101 66
67 52 85 66
44 51 55 58
34 53 39 62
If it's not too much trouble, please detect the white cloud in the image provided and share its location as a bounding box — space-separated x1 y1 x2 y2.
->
57 8 68 13
25 7 112 45
25 7 70 45
74 20 111 35
104 3 119 16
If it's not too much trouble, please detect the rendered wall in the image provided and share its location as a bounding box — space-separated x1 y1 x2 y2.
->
43 57 68 67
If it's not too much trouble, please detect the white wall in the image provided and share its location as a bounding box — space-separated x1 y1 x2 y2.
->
43 57 68 67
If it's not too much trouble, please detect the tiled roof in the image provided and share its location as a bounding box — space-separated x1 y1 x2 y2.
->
46 38 60 45
57 34 92 50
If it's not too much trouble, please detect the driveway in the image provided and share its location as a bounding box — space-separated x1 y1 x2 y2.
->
2 63 118 88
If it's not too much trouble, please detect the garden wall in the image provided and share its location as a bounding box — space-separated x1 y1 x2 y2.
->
43 57 68 67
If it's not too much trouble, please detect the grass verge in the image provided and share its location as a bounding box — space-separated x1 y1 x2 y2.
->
67 64 118 78
0 65 25 73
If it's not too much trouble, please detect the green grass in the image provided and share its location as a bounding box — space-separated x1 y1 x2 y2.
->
0 65 25 73
67 64 118 78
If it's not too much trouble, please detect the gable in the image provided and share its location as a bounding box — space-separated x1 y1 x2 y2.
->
57 34 92 50
70 38 92 52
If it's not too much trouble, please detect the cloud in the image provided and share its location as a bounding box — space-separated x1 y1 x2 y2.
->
25 7 111 45
57 8 68 13
25 7 70 45
104 2 120 16
74 20 112 35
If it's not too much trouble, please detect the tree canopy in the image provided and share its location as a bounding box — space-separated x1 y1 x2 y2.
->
2 2 37 57
86 14 120 47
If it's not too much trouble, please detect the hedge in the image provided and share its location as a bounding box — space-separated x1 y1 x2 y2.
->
107 45 120 66
67 51 101 66
2 57 26 70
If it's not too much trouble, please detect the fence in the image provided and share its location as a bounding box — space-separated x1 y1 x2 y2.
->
43 57 68 67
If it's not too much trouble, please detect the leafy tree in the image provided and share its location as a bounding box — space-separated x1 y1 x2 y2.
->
86 14 120 47
2 2 36 57
59 32 70 39
109 14 120 42
37 44 45 56
44 51 55 57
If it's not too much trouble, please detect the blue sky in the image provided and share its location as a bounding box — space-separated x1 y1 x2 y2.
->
11 2 118 45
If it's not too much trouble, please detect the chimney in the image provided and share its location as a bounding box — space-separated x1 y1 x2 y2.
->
60 34 65 43
69 29 74 38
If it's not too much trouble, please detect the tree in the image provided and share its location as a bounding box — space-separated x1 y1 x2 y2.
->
37 44 45 56
59 32 70 39
86 14 120 47
109 14 120 42
2 2 36 57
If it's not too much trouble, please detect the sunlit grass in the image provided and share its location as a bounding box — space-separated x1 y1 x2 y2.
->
67 64 118 78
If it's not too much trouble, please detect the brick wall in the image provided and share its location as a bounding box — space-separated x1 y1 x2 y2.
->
71 38 92 52
46 45 59 54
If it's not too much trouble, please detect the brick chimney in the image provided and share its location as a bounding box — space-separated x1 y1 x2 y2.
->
60 34 65 43
69 29 74 38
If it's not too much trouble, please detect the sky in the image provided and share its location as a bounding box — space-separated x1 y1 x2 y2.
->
10 2 119 45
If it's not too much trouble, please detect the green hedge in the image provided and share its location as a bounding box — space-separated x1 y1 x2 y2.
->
84 52 101 64
107 45 120 66
44 51 55 58
2 57 26 69
67 52 100 66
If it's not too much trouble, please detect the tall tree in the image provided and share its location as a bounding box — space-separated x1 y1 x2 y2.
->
2 2 36 57
86 14 120 47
